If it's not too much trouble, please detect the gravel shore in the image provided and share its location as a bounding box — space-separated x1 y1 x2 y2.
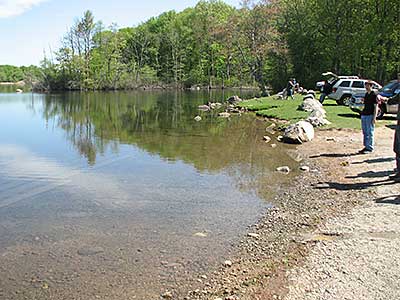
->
186 125 399 300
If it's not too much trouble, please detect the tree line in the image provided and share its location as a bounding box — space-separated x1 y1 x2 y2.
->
4 0 400 94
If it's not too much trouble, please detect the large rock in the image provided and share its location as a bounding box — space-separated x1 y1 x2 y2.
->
283 121 315 144
301 97 323 112
306 110 331 127
307 89 316 96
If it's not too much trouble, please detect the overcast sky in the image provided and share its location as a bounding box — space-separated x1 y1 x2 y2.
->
0 0 239 66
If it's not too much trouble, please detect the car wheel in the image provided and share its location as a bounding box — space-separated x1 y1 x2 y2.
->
338 95 352 106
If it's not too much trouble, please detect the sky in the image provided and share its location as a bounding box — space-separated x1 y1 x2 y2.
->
0 0 240 66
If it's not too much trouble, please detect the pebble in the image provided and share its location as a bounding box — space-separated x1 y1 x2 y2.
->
224 260 233 267
300 166 310 172
194 116 202 122
194 232 208 237
161 291 173 299
247 233 260 238
276 166 291 173
263 136 271 143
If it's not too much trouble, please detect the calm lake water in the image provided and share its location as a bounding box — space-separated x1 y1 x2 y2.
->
0 88 297 299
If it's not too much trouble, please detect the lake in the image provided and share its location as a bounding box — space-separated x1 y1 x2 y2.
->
0 89 297 299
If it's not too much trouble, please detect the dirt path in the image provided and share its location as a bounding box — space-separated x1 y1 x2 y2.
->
285 125 400 300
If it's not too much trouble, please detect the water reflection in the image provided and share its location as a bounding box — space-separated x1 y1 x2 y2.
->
0 90 297 300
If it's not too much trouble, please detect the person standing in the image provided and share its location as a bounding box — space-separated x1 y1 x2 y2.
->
285 79 294 100
359 81 378 154
319 80 332 104
390 94 400 179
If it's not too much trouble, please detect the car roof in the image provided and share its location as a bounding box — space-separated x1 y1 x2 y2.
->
321 72 359 79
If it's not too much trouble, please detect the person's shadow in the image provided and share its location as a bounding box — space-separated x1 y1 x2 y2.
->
310 151 360 159
314 178 396 191
375 195 400 205
351 157 394 165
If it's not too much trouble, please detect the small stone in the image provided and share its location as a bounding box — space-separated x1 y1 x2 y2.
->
223 260 233 267
247 233 260 238
194 116 202 122
300 166 310 172
263 136 271 143
276 166 290 173
161 291 173 299
200 275 207 280
326 137 336 142
194 232 208 237
277 135 283 142
271 143 277 148
219 112 231 118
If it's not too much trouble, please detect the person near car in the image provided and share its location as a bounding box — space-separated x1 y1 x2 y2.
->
285 79 294 100
390 96 400 180
319 80 332 104
359 81 378 154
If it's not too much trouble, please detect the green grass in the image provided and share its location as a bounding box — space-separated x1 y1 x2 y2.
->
238 94 308 122
238 94 394 129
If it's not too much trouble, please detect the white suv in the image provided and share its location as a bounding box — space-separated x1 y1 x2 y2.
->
329 78 382 105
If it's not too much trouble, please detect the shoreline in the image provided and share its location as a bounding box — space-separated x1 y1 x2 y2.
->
184 125 397 299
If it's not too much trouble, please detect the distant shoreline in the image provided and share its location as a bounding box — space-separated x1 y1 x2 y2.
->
0 81 25 86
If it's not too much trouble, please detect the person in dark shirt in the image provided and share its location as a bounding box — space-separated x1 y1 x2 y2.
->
319 81 332 104
359 81 378 154
285 79 294 100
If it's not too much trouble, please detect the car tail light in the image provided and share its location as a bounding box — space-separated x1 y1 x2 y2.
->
332 88 337 93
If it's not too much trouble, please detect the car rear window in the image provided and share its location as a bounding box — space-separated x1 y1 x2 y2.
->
352 81 364 88
339 81 350 87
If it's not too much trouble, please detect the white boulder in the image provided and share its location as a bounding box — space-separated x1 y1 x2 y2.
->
283 121 315 144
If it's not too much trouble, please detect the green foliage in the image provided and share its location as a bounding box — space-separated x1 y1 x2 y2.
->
8 1 398 92
0 65 24 82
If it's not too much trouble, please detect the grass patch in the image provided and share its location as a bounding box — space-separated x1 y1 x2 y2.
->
239 94 393 129
238 94 307 123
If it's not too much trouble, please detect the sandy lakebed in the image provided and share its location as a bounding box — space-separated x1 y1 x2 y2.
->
184 124 400 300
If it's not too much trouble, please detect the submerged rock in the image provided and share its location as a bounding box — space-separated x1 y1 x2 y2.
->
77 246 104 256
283 121 314 144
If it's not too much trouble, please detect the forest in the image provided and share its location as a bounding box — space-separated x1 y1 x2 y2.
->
1 0 399 94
